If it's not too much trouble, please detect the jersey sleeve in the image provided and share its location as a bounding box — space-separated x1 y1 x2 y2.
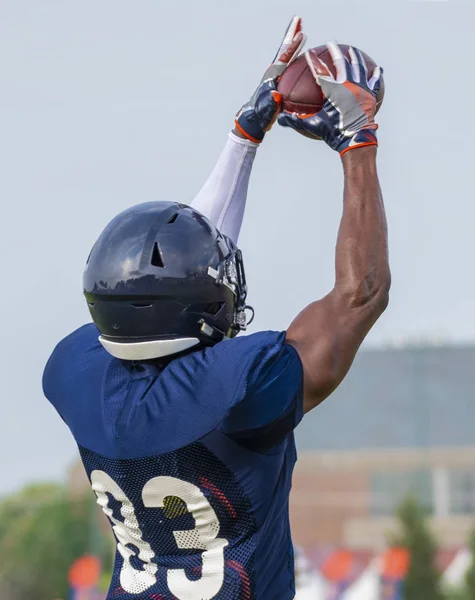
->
42 323 104 419
220 331 304 451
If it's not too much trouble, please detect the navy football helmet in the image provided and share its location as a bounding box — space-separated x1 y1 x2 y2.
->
83 202 253 360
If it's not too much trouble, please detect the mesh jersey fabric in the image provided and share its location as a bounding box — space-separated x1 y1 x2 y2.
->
43 324 304 600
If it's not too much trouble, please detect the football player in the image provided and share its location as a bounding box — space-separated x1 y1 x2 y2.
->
43 17 390 600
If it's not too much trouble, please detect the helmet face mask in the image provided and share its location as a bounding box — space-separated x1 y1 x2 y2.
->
207 241 253 337
83 202 254 360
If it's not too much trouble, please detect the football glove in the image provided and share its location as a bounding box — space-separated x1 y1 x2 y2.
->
278 43 383 156
235 16 306 144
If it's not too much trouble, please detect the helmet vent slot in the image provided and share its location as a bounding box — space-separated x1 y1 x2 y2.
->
204 302 224 316
167 213 178 224
151 242 164 268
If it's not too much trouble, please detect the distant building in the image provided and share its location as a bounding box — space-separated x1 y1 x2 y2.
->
292 343 475 549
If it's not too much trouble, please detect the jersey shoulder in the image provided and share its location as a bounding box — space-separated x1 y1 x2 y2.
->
216 330 304 449
42 323 108 405
221 330 302 397
184 330 295 410
114 330 299 456
42 326 303 458
140 330 288 428
201 329 289 384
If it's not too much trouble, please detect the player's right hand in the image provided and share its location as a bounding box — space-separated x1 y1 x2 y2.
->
278 43 383 156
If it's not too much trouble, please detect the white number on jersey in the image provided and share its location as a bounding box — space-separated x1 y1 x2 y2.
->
91 470 229 599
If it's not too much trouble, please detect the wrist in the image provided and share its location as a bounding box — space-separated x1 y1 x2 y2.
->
234 119 264 144
229 130 260 151
341 145 378 174
338 128 378 157
232 126 251 141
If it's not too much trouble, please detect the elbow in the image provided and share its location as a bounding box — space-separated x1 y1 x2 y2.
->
377 270 391 314
337 268 391 318
369 271 391 320
370 269 391 317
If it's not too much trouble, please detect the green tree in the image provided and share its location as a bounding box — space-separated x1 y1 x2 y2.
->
0 483 110 600
445 590 468 600
465 527 475 600
391 496 444 600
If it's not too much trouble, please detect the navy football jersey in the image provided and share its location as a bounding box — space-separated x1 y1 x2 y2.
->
43 324 304 600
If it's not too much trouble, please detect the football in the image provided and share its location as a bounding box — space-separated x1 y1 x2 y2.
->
277 44 385 115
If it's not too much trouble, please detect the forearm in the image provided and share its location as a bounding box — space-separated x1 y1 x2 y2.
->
334 147 390 311
191 131 258 244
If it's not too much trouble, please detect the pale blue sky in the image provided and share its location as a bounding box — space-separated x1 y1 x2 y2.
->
1 0 473 494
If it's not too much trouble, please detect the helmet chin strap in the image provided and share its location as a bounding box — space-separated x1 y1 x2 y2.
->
99 336 200 361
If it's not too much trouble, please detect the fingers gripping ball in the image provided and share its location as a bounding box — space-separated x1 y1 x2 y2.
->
277 44 385 115
235 16 306 143
277 43 382 154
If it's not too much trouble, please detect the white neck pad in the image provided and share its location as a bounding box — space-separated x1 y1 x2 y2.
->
99 336 200 360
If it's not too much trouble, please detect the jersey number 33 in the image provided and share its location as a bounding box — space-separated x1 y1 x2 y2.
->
91 470 229 599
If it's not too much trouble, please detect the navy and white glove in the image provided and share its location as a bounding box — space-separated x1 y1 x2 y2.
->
279 43 383 156
235 16 306 143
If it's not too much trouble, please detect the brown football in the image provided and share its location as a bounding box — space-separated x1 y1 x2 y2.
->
277 44 385 114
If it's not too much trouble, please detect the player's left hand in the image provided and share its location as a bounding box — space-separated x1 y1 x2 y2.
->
234 16 306 144
278 43 382 156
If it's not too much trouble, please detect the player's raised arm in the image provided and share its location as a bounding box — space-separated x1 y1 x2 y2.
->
279 44 390 414
191 17 305 243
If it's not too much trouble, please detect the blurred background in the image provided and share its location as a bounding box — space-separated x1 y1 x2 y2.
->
1 0 474 599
